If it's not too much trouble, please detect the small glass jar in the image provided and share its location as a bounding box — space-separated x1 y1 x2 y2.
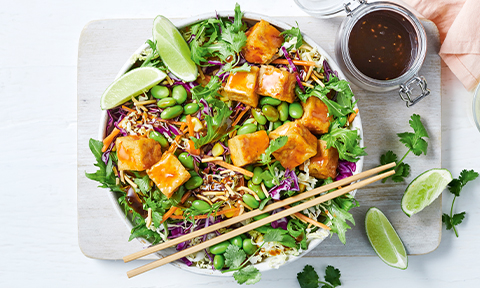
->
295 0 430 106
335 1 430 106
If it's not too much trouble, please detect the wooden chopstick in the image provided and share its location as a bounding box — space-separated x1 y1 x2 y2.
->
125 165 395 278
123 162 395 264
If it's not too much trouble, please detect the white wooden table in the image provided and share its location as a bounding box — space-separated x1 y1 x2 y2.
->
1 0 480 287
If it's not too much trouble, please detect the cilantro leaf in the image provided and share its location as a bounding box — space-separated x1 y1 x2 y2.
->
391 162 410 182
263 229 286 243
260 136 288 165
280 22 303 50
397 114 429 156
233 3 245 32
459 169 479 187
444 169 478 237
321 123 367 162
451 212 466 226
224 245 246 269
297 265 319 288
134 175 152 194
323 200 355 244
324 266 341 287
228 62 251 73
233 266 261 285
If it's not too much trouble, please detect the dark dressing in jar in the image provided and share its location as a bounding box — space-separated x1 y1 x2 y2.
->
348 10 417 80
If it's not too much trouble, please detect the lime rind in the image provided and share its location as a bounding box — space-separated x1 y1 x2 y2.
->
401 168 453 217
365 207 408 270
153 15 198 82
100 67 167 110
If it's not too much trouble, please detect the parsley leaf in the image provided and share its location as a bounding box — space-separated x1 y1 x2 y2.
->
444 169 478 237
280 22 303 50
297 265 342 288
233 265 261 285
321 123 367 162
224 245 246 269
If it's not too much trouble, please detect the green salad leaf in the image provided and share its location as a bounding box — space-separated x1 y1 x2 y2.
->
321 123 366 162
85 139 123 193
280 22 303 50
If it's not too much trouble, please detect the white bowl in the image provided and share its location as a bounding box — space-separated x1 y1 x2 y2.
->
98 11 364 276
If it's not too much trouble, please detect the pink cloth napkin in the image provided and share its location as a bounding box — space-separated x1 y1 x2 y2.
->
404 0 480 91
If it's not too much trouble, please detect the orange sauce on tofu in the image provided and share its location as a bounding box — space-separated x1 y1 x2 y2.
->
260 68 283 96
229 71 256 91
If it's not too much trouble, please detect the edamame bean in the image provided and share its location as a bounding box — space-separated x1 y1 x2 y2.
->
183 103 199 115
244 165 254 180
149 131 169 148
260 96 282 106
257 124 265 131
283 120 291 124
253 213 269 221
229 236 243 248
243 238 257 255
289 102 304 119
213 254 225 270
188 170 199 177
192 199 210 211
185 176 204 190
161 105 183 119
263 178 275 189
178 152 194 169
151 85 170 99
273 121 282 130
172 85 187 104
262 105 279 122
248 181 266 200
252 167 263 185
179 115 187 123
157 97 177 108
210 241 230 255
277 102 289 121
243 194 259 209
338 116 347 127
252 109 267 125
237 123 257 135
244 118 257 125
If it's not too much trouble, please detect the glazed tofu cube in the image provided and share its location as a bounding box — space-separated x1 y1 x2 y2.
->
299 96 332 135
242 20 284 64
256 65 297 103
269 122 317 170
115 136 162 171
147 153 191 198
302 140 339 179
228 130 270 167
224 66 260 107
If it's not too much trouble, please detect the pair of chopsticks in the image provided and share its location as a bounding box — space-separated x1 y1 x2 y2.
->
124 162 396 278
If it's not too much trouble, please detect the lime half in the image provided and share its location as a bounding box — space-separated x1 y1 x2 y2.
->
153 15 198 82
402 168 452 217
100 67 166 110
365 207 408 270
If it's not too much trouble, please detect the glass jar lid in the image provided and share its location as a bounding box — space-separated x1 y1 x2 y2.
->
294 0 350 18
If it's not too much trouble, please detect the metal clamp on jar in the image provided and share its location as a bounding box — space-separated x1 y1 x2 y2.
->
295 0 430 107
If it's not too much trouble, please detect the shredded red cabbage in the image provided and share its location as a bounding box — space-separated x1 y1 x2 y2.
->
271 217 288 230
268 169 300 200
281 46 305 93
208 60 223 66
180 257 193 266
335 160 356 181
199 98 211 116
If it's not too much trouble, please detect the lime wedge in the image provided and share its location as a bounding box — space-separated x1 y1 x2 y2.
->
365 207 408 270
100 67 166 110
401 168 452 217
153 15 198 82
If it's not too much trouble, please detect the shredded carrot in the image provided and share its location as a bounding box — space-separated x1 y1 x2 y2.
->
160 191 192 224
212 161 254 177
285 205 331 230
271 59 317 66
166 123 187 154
122 105 136 113
231 105 251 127
155 118 184 126
168 208 239 220
101 128 120 152
348 108 359 123
186 115 194 137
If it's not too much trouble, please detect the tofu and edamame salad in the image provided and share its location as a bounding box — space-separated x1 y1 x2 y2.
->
87 3 365 284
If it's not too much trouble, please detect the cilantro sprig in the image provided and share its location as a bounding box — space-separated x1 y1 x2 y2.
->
259 136 288 185
321 122 367 162
297 265 342 288
442 169 478 237
380 114 429 183
280 22 303 51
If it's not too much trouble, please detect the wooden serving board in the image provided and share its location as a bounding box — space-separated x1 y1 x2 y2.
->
77 17 441 260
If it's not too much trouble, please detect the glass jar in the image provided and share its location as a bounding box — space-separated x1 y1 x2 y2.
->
334 1 429 106
294 0 430 106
